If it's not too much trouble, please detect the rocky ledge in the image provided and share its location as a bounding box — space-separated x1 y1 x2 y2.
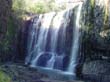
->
0 63 84 82
0 60 110 82
82 60 110 82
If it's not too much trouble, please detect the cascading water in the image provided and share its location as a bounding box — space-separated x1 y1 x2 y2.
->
68 2 83 73
25 2 83 78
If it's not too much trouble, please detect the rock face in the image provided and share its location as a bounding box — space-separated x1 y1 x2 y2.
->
82 60 110 82
0 0 12 37
0 0 18 62
81 1 110 81
0 0 12 62
81 0 110 61
17 20 31 61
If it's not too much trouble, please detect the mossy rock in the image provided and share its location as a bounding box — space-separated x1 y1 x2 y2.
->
0 70 11 82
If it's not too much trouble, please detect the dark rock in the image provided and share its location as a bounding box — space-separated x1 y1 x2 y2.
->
17 19 32 61
81 0 110 61
37 52 53 67
0 63 86 82
82 60 110 82
0 0 13 62
0 63 48 82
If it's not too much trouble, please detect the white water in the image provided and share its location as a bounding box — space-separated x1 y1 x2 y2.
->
68 3 83 73
31 13 56 66
46 53 55 68
25 2 83 76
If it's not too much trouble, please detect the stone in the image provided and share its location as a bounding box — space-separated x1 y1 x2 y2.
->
81 0 110 61
82 60 110 82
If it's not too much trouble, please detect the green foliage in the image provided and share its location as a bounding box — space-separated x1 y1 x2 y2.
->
103 5 109 27
90 0 95 22
12 0 26 18
90 0 95 8
82 0 95 33
12 0 66 17
28 2 50 14
12 0 26 14
0 70 11 82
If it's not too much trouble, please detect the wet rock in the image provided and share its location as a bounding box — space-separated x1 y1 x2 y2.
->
0 63 86 82
0 63 48 82
37 52 52 67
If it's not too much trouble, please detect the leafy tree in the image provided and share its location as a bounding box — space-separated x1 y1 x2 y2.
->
12 0 66 16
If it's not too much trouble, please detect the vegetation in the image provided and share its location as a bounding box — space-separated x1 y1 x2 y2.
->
82 0 95 33
12 0 26 17
103 1 109 28
90 0 95 24
0 70 11 82
90 0 95 9
12 0 66 18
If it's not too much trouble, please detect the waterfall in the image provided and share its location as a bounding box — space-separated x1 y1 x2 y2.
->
25 2 83 76
68 2 82 73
